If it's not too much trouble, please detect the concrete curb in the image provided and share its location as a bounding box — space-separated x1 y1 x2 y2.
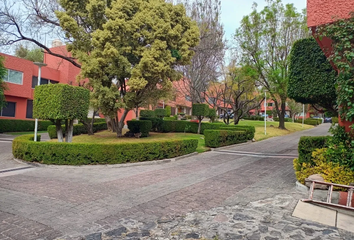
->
210 140 253 151
13 152 200 169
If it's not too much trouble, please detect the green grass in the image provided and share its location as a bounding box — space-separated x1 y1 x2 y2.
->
5 131 47 136
63 130 209 153
63 120 314 153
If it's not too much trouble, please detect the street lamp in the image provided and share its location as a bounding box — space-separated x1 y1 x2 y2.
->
33 62 47 142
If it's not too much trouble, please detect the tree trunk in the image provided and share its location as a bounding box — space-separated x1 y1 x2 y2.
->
136 106 139 120
233 113 241 125
56 120 64 142
105 115 114 132
65 119 74 143
88 110 96 135
278 99 287 130
197 117 202 134
117 109 130 137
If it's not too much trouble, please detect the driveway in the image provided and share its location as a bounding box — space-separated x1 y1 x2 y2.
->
0 124 352 240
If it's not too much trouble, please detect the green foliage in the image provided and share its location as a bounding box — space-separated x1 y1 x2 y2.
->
0 56 7 109
297 136 330 168
288 38 337 112
295 119 322 126
127 120 152 137
243 116 264 121
47 122 108 139
163 117 175 121
192 104 209 118
12 135 198 165
154 109 166 118
0 119 53 133
332 117 339 124
294 148 354 187
140 110 155 118
15 45 44 63
273 118 292 122
140 117 163 132
317 13 354 121
206 108 217 122
34 84 90 120
204 130 248 148
165 106 171 117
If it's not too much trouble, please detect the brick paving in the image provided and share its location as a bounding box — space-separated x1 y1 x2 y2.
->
0 124 346 240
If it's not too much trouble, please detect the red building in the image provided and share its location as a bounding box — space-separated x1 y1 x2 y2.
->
307 0 354 131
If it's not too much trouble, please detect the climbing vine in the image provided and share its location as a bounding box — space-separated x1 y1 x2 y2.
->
317 13 354 121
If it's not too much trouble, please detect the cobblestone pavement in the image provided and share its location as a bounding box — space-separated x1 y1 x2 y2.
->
1 124 353 240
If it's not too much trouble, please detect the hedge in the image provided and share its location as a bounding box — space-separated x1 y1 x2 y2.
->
297 136 330 168
48 122 108 139
140 117 163 132
12 135 198 165
154 109 166 118
165 106 171 117
295 119 322 126
192 104 209 117
140 110 155 118
0 119 53 133
204 130 248 148
243 116 264 121
127 120 152 137
161 121 255 139
273 118 293 122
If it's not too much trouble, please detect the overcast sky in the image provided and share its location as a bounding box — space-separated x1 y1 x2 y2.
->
221 0 307 41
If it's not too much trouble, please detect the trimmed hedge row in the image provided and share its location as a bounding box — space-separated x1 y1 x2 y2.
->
273 118 293 122
48 122 108 139
161 121 255 140
295 119 322 126
297 136 330 168
12 135 198 165
0 119 53 133
204 130 248 148
243 116 264 121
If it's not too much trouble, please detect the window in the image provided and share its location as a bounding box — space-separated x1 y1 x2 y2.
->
185 95 191 102
208 97 215 105
5 69 23 85
26 100 33 119
267 102 274 107
0 102 16 117
32 77 59 88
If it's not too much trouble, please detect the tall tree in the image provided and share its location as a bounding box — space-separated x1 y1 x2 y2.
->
15 45 44 62
173 0 225 103
57 0 199 137
235 0 307 129
0 56 7 109
288 38 337 115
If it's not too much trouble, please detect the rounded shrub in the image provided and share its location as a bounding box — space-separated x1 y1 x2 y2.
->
127 120 152 137
140 110 155 118
154 108 166 118
165 106 172 117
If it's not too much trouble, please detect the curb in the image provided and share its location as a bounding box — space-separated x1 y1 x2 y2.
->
295 181 309 193
13 152 200 169
210 140 253 151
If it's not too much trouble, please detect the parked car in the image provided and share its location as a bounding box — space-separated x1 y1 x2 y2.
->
324 117 332 123
219 113 234 119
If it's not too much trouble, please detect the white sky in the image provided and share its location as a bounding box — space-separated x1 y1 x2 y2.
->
221 0 307 41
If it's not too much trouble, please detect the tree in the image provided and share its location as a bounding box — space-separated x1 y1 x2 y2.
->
56 0 199 137
192 103 209 134
174 0 225 103
235 0 308 129
287 99 302 121
15 45 44 62
288 38 337 115
0 56 7 109
33 84 90 142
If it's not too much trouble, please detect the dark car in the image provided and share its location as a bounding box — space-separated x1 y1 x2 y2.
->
324 117 332 123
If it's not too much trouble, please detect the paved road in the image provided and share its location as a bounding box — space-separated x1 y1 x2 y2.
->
1 124 352 240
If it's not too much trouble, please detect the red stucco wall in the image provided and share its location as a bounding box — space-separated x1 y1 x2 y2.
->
307 0 354 27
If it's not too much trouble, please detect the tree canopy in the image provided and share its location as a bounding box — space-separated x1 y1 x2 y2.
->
15 45 44 62
0 56 7 109
234 0 307 129
288 38 337 114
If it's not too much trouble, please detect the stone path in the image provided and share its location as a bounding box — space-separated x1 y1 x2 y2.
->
0 123 353 240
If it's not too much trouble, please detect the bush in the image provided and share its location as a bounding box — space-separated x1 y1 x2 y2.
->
192 104 209 118
243 116 264 121
206 108 217 122
186 115 192 119
162 120 190 133
297 136 329 168
47 122 108 139
273 117 292 122
140 117 163 132
154 109 166 118
34 84 90 120
332 117 339 124
164 117 176 121
295 118 322 125
204 130 248 148
140 110 155 118
12 135 198 165
127 120 152 137
165 106 171 117
294 148 354 188
0 119 53 133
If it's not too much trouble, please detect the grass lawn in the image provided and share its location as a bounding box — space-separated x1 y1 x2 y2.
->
5 131 47 136
59 120 313 154
237 120 314 141
67 130 209 153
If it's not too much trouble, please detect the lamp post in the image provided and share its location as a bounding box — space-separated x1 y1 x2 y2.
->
264 90 267 135
33 62 47 142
